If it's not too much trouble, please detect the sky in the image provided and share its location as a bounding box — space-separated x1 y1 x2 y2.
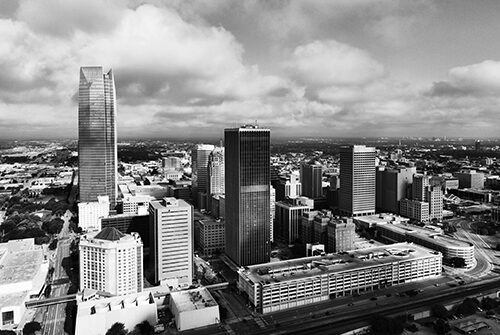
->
1 0 500 140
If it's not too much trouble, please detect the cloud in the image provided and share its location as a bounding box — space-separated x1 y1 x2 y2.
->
285 40 384 88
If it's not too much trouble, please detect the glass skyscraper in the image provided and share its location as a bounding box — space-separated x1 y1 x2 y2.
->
225 125 271 266
78 66 117 208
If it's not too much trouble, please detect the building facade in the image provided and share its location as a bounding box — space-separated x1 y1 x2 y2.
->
225 126 271 266
149 198 193 287
78 66 117 208
192 144 215 209
454 170 485 190
327 218 356 253
79 228 143 296
300 163 323 199
194 218 225 257
275 199 312 244
376 166 416 214
400 199 430 222
339 145 376 217
78 196 110 231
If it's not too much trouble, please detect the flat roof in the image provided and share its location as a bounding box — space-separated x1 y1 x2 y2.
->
240 242 440 285
0 241 44 285
377 222 473 248
170 287 218 312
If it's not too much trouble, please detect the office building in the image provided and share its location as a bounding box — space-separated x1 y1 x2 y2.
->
78 66 117 208
238 243 442 313
0 239 49 330
192 144 215 209
327 217 355 253
376 166 416 214
339 145 376 217
412 174 429 201
79 228 143 296
162 157 182 171
270 186 276 242
427 186 443 220
78 196 110 231
122 194 155 215
100 214 150 249
375 222 474 267
453 170 485 190
301 162 323 199
149 198 193 287
207 146 225 196
400 199 430 222
170 287 220 331
225 125 271 266
275 172 301 201
194 218 225 257
275 198 313 244
300 210 319 244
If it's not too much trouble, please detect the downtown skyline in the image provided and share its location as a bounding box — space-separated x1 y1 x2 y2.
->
2 1 500 140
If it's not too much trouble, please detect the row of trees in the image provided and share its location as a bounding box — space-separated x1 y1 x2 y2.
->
106 321 154 335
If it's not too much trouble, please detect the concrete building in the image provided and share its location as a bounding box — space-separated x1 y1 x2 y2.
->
0 239 49 330
162 156 182 171
400 199 430 222
225 125 271 266
301 163 323 199
376 222 474 267
149 198 193 287
327 217 355 253
275 198 313 244
78 195 110 231
238 243 442 313
75 289 164 335
354 213 410 230
122 194 155 215
427 186 444 220
195 218 225 257
170 287 220 331
78 66 117 208
270 186 276 242
300 210 319 244
339 145 376 217
454 170 485 190
79 228 143 296
376 166 416 214
412 174 429 201
192 144 215 209
207 146 225 196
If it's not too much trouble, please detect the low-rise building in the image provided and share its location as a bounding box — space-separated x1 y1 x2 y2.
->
400 198 430 222
170 287 220 331
238 243 442 313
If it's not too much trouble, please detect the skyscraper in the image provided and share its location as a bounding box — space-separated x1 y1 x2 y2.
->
192 144 215 209
376 166 416 214
149 198 193 288
225 125 271 266
339 145 376 217
78 66 117 208
301 162 323 199
207 146 225 195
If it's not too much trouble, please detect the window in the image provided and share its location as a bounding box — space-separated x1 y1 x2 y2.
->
2 311 14 325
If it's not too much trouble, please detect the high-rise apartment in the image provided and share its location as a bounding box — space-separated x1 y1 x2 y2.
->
79 227 143 296
78 66 117 208
301 162 323 199
225 125 271 266
149 198 193 287
339 145 376 217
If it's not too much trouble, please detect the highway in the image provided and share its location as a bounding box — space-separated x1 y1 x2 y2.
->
42 238 72 335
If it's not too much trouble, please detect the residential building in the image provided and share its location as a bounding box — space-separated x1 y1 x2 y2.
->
78 66 117 208
225 125 271 266
149 198 193 287
339 145 376 216
79 228 143 296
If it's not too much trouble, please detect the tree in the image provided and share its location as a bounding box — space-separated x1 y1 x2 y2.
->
106 322 128 335
431 304 449 319
481 297 499 310
48 239 58 250
370 314 404 335
449 257 466 268
23 321 41 335
457 298 480 316
42 218 64 235
132 320 154 335
0 330 16 335
434 319 451 335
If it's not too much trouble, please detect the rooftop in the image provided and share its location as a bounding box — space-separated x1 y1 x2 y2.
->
240 242 440 285
0 240 44 286
94 227 125 241
170 287 218 312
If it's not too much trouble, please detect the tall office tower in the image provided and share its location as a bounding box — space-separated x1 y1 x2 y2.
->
301 162 323 199
376 166 416 214
192 144 215 209
412 174 429 201
327 218 355 253
79 228 143 296
270 186 276 242
275 198 313 245
339 145 376 217
207 146 225 195
149 198 193 287
427 185 443 220
225 125 271 266
78 66 117 208
78 195 110 231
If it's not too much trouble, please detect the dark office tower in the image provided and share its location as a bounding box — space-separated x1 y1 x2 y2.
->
300 162 323 198
78 67 117 208
192 144 215 209
339 145 376 217
475 140 481 151
225 125 271 266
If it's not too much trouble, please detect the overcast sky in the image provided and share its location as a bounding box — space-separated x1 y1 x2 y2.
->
2 0 500 139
